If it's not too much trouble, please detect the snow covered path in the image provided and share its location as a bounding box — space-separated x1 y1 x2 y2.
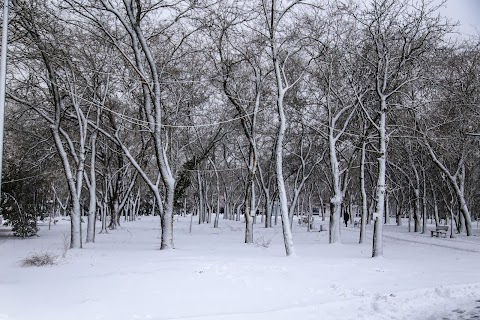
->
1 216 479 320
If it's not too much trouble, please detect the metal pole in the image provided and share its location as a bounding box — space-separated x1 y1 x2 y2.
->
0 0 9 198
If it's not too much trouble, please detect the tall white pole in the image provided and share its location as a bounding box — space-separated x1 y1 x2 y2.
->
0 0 9 196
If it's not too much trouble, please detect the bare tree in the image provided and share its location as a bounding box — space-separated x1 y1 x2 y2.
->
352 0 451 257
10 2 99 248
262 0 309 256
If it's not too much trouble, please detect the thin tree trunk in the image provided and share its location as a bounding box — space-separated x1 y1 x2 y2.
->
86 128 97 243
264 195 272 228
385 193 390 225
421 171 427 234
372 96 387 258
307 193 313 232
360 142 368 243
414 188 421 232
433 190 440 228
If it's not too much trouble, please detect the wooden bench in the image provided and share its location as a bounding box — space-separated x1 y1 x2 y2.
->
431 225 449 238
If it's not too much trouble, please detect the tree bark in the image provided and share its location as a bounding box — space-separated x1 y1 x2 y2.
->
372 97 386 258
51 127 82 249
360 141 368 244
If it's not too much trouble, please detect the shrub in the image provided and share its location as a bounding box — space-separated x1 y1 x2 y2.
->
1 192 38 238
21 252 57 267
253 231 278 248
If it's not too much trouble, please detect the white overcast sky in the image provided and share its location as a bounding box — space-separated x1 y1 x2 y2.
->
440 0 480 37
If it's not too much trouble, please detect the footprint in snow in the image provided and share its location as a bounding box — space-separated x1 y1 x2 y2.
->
452 309 466 314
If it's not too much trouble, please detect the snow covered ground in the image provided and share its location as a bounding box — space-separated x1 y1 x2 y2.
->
1 215 479 320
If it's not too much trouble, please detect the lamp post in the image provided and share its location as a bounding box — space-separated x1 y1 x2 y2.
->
0 0 9 200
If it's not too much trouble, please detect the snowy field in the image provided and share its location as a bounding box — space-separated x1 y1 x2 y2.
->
1 216 480 320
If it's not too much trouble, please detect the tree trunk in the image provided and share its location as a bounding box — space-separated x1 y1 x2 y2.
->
243 143 257 243
307 194 313 232
372 97 387 258
395 199 402 226
236 203 242 221
385 193 390 225
329 131 342 244
109 198 120 230
51 127 82 249
214 195 220 228
421 172 427 234
414 188 421 232
189 210 193 233
320 197 325 221
267 3 298 256
160 182 175 249
99 178 108 234
264 195 272 228
458 164 469 234
274 79 295 256
212 161 221 228
86 129 98 243
360 141 368 243
274 200 279 226
433 192 440 228
368 191 375 225
372 217 382 257
198 170 204 224
86 167 96 241
408 203 412 232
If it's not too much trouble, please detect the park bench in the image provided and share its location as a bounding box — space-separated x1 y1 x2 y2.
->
298 216 314 228
430 225 449 238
